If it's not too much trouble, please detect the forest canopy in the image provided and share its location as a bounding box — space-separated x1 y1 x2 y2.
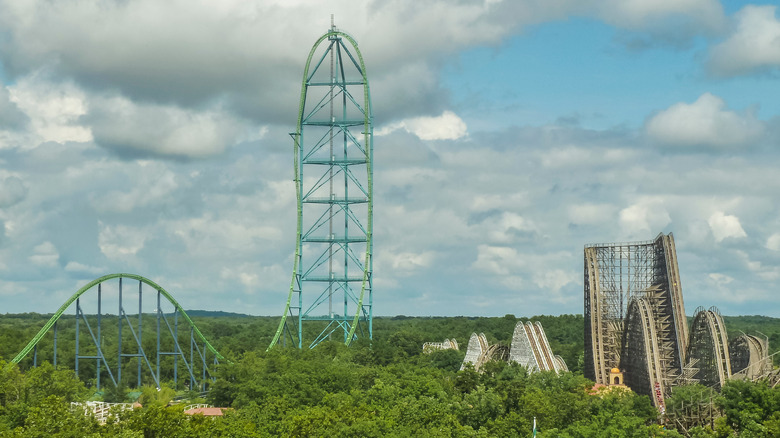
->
1 313 779 437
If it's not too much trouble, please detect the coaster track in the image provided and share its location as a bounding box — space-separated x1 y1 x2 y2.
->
585 233 770 410
269 23 373 350
10 273 224 391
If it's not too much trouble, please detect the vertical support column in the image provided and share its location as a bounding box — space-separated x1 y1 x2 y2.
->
75 298 80 377
97 283 102 391
173 309 178 388
342 42 349 343
190 327 194 391
137 281 142 388
33 345 37 367
118 277 123 385
156 290 161 387
53 321 58 368
202 342 207 391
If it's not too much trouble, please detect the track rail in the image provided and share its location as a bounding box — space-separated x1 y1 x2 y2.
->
11 273 224 365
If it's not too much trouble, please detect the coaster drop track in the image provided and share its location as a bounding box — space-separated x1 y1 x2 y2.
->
269 23 373 350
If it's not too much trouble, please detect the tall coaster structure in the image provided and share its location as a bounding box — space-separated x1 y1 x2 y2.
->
585 232 774 410
584 233 688 408
269 22 373 349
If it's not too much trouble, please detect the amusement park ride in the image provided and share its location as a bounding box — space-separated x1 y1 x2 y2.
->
584 233 773 411
6 23 774 417
7 21 373 390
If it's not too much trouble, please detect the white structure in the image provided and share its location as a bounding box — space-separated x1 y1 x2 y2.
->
509 321 567 374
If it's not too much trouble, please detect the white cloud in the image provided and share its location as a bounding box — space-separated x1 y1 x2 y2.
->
708 272 733 285
220 262 286 293
64 261 105 276
8 74 92 145
92 162 180 213
389 251 436 276
596 0 724 37
0 81 28 130
709 5 780 77
708 211 747 242
170 215 282 256
29 241 59 267
532 268 577 295
0 176 28 208
377 111 467 140
472 244 520 276
88 95 255 158
568 203 618 226
483 212 536 243
767 233 780 251
645 93 764 148
98 222 148 260
619 199 671 237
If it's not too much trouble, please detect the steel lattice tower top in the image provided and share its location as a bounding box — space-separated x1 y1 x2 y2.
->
269 22 373 349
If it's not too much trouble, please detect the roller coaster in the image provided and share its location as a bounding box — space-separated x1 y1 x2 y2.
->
269 21 374 350
458 322 567 373
8 274 224 392
585 233 772 410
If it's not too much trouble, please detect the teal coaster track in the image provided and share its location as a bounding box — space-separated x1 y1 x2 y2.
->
269 25 373 349
10 273 224 391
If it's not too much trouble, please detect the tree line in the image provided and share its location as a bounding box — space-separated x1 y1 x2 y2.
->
1 312 779 436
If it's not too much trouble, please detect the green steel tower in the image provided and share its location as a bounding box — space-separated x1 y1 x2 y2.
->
269 23 373 349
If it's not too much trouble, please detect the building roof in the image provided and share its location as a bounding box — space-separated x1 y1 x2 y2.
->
184 407 227 416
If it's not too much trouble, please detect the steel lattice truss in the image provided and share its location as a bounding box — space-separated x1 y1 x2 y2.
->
269 23 373 349
12 274 224 392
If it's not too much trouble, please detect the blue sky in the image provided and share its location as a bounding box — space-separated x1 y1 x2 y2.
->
1 0 780 318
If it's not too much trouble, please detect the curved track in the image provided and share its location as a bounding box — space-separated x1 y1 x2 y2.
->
11 274 224 390
688 306 731 389
13 273 223 364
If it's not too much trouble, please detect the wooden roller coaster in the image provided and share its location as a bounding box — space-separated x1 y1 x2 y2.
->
585 233 772 410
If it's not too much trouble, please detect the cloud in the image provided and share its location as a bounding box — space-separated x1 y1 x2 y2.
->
376 111 468 140
472 244 520 276
0 176 28 208
619 198 671 237
2 2 780 317
7 74 92 144
98 222 148 260
389 251 436 276
645 93 764 148
708 211 747 242
568 203 618 226
596 0 725 46
64 261 105 276
91 162 180 213
708 6 780 77
0 0 730 131
767 233 780 251
0 82 29 130
87 95 256 159
29 241 59 267
0 0 531 124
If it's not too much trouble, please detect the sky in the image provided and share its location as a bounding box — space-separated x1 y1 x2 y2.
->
1 0 780 318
